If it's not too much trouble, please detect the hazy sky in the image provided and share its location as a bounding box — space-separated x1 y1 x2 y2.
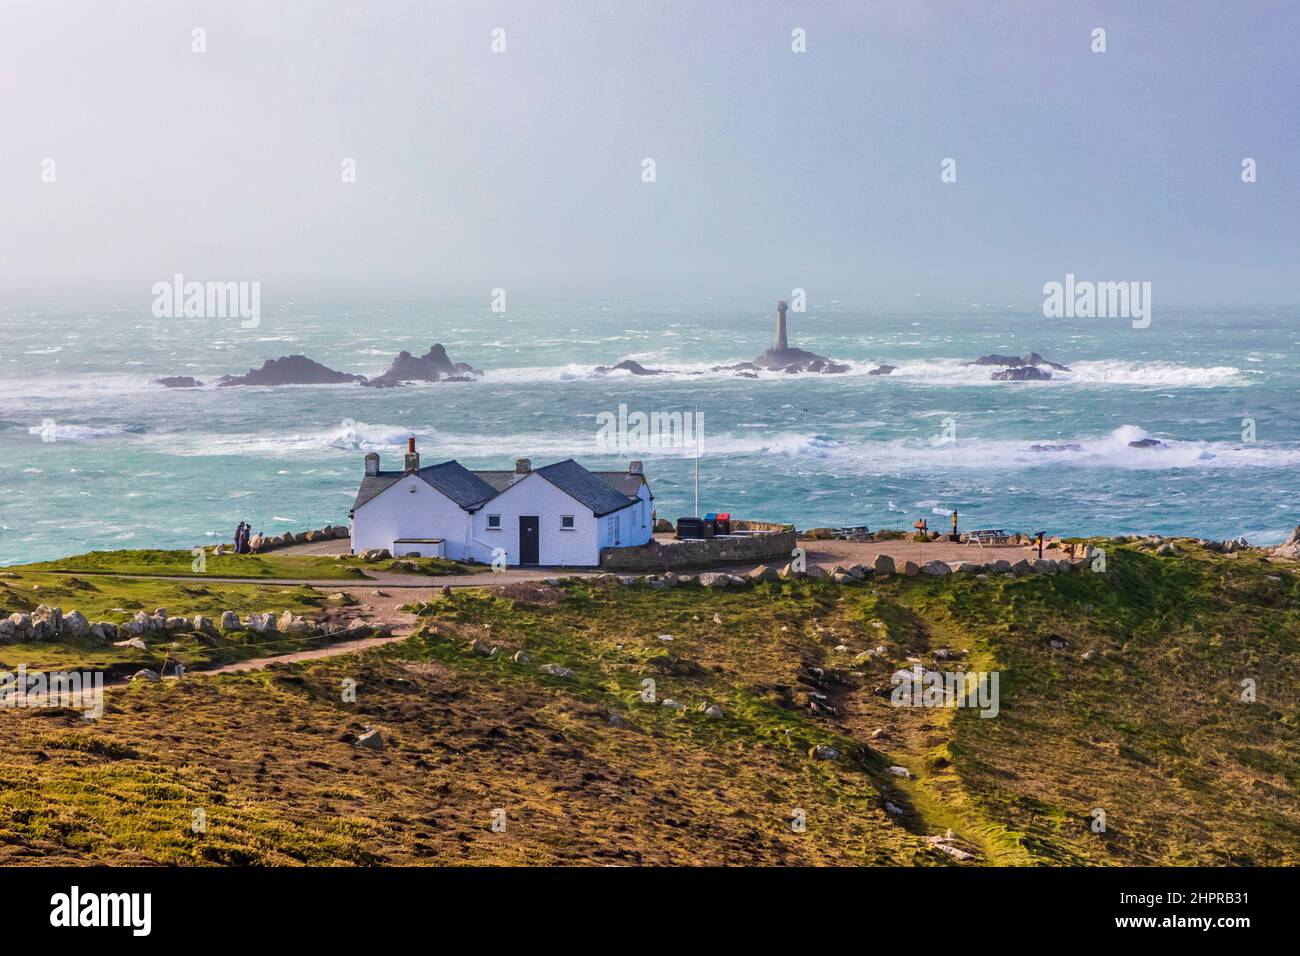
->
2 0 1296 305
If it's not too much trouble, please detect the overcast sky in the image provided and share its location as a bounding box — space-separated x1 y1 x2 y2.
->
1 0 1296 306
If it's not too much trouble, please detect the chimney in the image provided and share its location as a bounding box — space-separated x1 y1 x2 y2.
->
515 457 531 474
404 436 420 472
628 460 643 475
775 300 789 351
364 452 380 477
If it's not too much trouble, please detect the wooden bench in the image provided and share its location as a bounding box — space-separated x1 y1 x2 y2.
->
966 529 1010 547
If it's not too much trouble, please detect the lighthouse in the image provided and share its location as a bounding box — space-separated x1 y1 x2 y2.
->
775 300 789 351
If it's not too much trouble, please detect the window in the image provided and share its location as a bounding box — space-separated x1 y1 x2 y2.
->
560 515 575 530
487 515 501 529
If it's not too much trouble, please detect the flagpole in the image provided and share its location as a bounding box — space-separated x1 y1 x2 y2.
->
693 405 700 517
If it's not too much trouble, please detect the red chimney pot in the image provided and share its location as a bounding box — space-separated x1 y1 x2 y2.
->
407 436 416 454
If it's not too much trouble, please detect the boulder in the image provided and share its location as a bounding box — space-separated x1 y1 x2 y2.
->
867 365 897 376
902 560 920 576
165 616 189 632
33 605 63 636
873 554 895 576
131 669 161 682
1010 559 1032 574
115 637 148 651
89 621 118 642
811 744 841 760
539 663 575 679
805 565 831 579
62 610 90 638
246 612 277 633
354 729 384 750
1031 559 1057 574
747 564 779 582
361 548 392 562
220 611 243 631
846 563 867 579
921 561 951 576
989 560 1012 573
154 375 204 388
0 616 21 644
992 366 1051 381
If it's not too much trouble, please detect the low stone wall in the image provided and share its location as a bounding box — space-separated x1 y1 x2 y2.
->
600 526 796 571
215 524 349 554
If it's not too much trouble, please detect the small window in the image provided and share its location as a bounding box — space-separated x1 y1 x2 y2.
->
560 515 575 530
487 515 501 529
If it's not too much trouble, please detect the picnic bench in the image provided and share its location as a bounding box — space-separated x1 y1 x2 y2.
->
965 529 1012 547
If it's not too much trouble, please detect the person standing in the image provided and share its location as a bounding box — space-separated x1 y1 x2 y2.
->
234 521 246 554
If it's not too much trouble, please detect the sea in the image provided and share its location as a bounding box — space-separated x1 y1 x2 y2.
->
1 293 1297 565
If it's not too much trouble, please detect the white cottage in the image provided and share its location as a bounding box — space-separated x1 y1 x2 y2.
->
348 438 653 567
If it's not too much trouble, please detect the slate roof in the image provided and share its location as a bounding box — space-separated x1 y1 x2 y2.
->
471 470 527 494
351 460 499 514
352 458 646 517
533 459 638 517
591 471 652 501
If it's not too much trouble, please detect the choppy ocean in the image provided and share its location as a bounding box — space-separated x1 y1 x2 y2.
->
1 293 1297 564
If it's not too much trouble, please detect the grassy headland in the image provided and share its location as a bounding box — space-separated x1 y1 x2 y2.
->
14 548 485 580
0 539 1295 865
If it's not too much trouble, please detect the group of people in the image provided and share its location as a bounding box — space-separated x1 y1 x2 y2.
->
233 520 256 554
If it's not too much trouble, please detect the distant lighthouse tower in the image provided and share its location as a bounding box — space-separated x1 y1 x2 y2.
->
775 300 789 351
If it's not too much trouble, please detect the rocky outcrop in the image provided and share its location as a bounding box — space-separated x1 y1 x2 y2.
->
751 346 849 374
1127 437 1166 449
1269 526 1300 559
364 344 481 387
154 376 204 388
594 359 665 376
969 351 1071 371
992 366 1052 381
867 365 897 376
217 355 364 387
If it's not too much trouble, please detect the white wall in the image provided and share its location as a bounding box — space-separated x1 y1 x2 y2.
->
350 476 475 558
350 468 656 566
474 473 600 566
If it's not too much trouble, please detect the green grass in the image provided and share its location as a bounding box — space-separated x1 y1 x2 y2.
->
1 540 1296 865
12 548 489 581
375 556 488 577
14 549 373 580
0 569 331 672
